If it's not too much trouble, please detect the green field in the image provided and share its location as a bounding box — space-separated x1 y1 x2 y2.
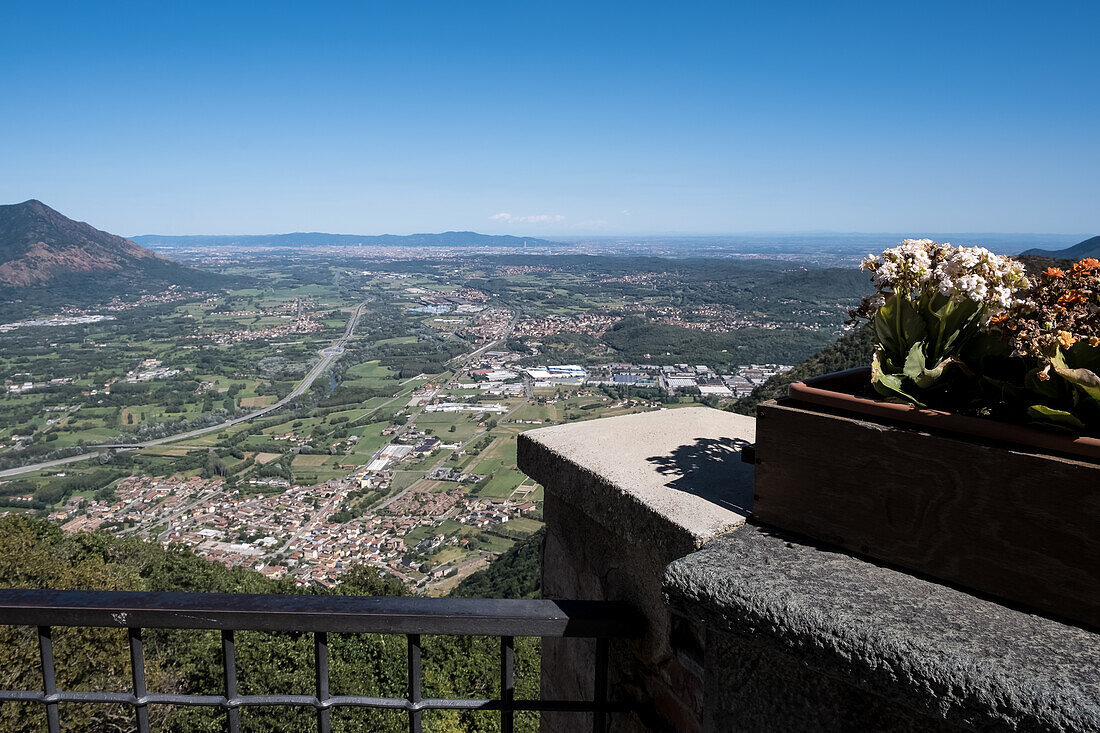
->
414 412 482 442
345 360 398 381
351 422 391 455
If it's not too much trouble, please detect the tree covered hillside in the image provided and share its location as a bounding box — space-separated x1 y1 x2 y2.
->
450 530 542 600
731 325 875 414
603 317 844 370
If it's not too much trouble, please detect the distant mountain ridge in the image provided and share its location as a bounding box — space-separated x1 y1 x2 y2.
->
0 200 226 310
1020 235 1100 260
132 231 561 248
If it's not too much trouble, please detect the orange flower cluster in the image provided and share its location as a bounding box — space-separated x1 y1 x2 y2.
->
999 258 1100 362
1073 257 1100 274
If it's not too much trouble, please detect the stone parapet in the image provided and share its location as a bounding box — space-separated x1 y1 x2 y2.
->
519 407 755 560
519 407 756 732
519 406 1100 732
664 523 1100 732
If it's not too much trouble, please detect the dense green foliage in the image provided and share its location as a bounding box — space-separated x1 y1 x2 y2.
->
732 326 875 414
0 516 539 732
450 531 542 600
460 255 865 330
603 317 841 370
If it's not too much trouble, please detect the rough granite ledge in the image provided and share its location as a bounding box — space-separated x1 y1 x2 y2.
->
518 407 756 562
662 523 1100 733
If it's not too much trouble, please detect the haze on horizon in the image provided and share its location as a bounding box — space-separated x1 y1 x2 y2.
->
2 1 1097 238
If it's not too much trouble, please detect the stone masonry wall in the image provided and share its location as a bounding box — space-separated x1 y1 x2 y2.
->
541 492 706 733
520 407 1099 733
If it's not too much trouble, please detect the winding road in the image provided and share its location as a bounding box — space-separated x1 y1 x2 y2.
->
0 302 368 479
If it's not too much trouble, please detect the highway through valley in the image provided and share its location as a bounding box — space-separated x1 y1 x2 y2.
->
0 302 368 479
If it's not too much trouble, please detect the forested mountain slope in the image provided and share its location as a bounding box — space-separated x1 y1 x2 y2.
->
0 199 231 314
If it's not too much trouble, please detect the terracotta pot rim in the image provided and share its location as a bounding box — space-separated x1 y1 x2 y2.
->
788 367 1100 463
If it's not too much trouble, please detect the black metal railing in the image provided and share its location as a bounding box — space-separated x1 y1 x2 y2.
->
0 589 643 733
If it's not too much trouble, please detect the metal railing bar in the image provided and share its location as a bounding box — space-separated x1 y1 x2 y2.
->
37 626 60 733
0 590 641 727
0 590 641 638
0 688 633 713
222 629 240 733
0 691 224 705
501 635 514 733
128 627 150 733
315 631 331 733
408 634 422 733
413 699 633 713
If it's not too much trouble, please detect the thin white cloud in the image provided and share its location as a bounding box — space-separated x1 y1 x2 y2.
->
621 210 631 216
489 212 565 224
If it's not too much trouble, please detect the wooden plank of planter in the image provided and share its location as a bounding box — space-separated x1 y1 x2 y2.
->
753 399 1100 630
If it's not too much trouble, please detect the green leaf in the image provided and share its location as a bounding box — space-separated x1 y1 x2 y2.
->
1051 350 1100 402
1025 367 1067 401
895 294 928 349
871 349 925 406
871 302 901 359
917 357 965 389
926 295 984 359
872 294 927 363
902 341 926 380
1026 404 1087 430
1066 340 1100 372
900 341 966 389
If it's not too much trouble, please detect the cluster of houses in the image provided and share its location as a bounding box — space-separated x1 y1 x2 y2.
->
383 489 465 517
458 308 513 343
424 402 508 414
200 312 325 345
41 463 545 590
104 285 204 311
456 499 537 528
44 474 440 588
428 466 485 484
272 431 312 448
51 475 218 535
513 313 621 338
645 304 784 332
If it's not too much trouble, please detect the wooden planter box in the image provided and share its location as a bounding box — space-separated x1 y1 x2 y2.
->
753 370 1100 630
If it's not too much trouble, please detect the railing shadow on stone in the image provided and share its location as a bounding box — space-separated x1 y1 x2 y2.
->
646 437 754 515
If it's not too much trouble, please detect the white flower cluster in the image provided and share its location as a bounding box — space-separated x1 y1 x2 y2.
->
861 238 941 292
934 245 1029 311
860 239 1029 313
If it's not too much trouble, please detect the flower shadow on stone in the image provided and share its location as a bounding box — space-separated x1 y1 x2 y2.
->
646 436 754 515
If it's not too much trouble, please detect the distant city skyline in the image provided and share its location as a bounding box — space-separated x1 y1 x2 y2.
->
2 1 1097 236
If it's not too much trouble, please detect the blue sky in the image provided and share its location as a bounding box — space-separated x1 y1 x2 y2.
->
2 1 1097 236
